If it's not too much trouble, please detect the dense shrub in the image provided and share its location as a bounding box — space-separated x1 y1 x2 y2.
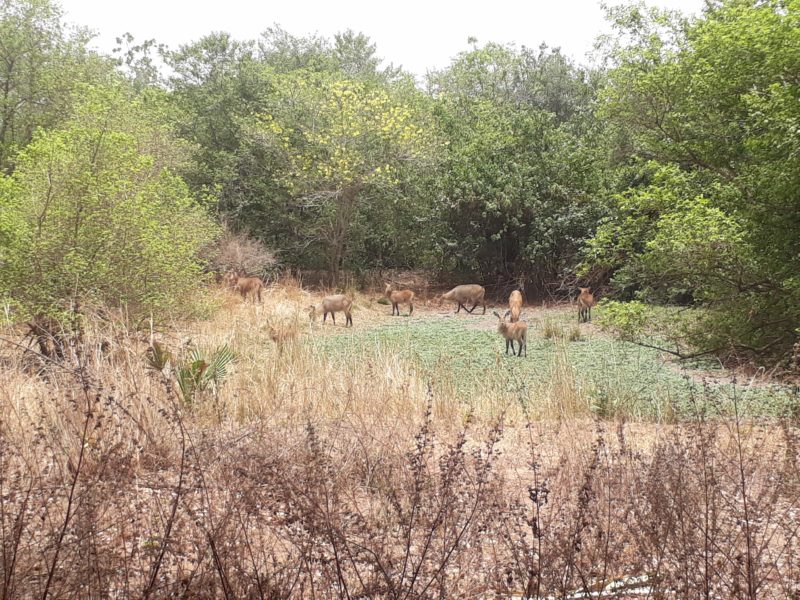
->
2 356 798 598
0 85 219 323
583 1 800 363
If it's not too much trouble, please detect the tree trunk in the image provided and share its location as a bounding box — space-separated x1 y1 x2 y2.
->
326 185 361 288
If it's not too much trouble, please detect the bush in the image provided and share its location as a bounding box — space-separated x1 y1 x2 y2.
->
596 300 648 340
0 85 219 324
566 325 582 342
207 227 276 278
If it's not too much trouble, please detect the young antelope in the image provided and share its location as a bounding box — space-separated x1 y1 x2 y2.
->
384 283 415 316
493 310 527 357
577 287 596 323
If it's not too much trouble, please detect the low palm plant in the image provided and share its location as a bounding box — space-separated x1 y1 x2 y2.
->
146 341 236 404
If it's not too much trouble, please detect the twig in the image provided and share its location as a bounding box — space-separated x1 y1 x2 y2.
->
41 366 93 599
142 409 187 599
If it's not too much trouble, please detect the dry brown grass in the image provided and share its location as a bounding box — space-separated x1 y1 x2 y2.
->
1 284 799 598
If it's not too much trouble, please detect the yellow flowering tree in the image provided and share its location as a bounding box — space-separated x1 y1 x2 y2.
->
255 71 434 283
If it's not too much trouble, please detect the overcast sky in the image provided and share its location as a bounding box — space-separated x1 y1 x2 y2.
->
59 0 705 76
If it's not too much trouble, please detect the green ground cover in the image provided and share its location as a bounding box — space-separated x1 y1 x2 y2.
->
312 307 798 421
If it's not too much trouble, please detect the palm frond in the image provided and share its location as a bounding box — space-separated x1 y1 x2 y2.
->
145 342 172 373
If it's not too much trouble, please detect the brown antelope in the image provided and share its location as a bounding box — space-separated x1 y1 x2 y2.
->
577 287 596 323
493 310 527 357
225 272 264 303
384 283 414 316
436 284 486 315
508 290 523 323
308 294 353 327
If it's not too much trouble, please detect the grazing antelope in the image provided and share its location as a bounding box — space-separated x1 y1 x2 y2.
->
493 310 527 357
308 294 353 327
436 284 486 315
508 290 523 323
225 272 264 303
384 283 414 316
577 287 596 323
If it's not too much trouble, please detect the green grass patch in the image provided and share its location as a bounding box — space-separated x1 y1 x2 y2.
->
311 311 798 421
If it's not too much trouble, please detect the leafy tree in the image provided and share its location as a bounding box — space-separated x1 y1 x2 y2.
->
0 0 113 171
165 33 262 197
586 0 800 361
429 43 609 291
165 28 418 276
580 163 727 299
257 26 337 73
112 33 167 91
332 29 403 82
0 84 218 323
258 26 401 81
250 70 436 282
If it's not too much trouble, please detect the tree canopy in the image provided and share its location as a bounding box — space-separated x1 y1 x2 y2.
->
584 0 800 361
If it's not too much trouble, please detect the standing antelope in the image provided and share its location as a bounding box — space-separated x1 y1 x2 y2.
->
493 310 527 357
436 284 486 315
577 287 596 323
385 283 414 316
225 272 264 303
308 294 353 327
508 290 523 323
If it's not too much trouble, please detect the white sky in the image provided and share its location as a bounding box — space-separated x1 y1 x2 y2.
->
59 0 705 76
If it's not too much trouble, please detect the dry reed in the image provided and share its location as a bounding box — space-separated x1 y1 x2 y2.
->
1 286 798 598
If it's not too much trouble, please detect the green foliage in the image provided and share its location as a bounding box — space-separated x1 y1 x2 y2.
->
541 320 584 342
112 33 166 91
313 310 797 419
176 345 236 405
581 163 750 303
257 72 433 192
245 70 437 280
145 341 172 372
259 25 401 81
145 341 236 404
0 84 219 321
596 300 648 340
166 34 612 286
0 0 115 171
165 31 433 276
429 43 611 287
584 0 800 361
640 199 750 301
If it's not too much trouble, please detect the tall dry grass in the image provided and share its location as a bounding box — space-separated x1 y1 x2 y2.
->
1 284 799 598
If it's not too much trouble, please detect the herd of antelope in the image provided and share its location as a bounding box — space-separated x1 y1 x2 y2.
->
223 271 597 358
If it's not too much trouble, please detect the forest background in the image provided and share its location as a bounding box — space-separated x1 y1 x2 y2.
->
1 0 798 366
